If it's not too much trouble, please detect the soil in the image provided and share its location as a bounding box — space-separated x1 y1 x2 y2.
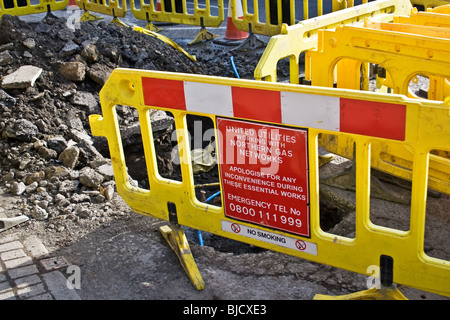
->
0 13 448 302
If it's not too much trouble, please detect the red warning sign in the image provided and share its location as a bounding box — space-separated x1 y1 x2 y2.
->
217 118 310 237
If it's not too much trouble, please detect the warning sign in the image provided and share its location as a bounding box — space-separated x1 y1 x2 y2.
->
217 118 310 237
222 220 317 255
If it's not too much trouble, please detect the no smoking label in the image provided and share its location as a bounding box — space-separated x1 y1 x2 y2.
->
222 220 317 256
295 240 306 251
230 223 241 233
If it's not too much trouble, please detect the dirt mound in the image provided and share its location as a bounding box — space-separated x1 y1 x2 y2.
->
0 12 270 251
0 14 200 243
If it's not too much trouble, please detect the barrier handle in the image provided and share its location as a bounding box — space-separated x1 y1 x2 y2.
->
89 114 106 137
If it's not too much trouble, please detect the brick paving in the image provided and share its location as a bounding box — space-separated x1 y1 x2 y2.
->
0 232 80 300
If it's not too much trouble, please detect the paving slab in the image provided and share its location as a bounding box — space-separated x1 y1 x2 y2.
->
0 232 80 300
1 65 43 89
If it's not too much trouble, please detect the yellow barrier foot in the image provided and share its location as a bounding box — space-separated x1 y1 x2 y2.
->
159 224 205 290
318 146 335 166
188 27 220 45
44 10 59 21
313 285 408 300
318 154 334 166
230 33 266 52
78 11 104 22
109 17 129 28
145 21 163 33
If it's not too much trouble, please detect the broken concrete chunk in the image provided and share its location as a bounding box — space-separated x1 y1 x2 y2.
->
32 204 48 221
25 171 45 185
87 63 112 86
79 167 104 189
1 65 43 89
47 136 68 154
57 28 74 41
12 119 39 142
103 184 114 201
81 44 99 63
70 91 97 112
0 42 14 52
22 38 36 49
2 171 14 182
96 163 114 180
150 110 174 133
46 166 71 180
69 128 94 145
58 61 86 82
58 145 80 169
38 146 58 160
10 181 26 196
66 109 84 131
58 179 78 194
59 40 80 57
0 89 16 107
0 50 13 66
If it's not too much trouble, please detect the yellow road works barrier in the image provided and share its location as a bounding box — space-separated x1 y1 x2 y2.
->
90 68 450 297
391 9 450 101
254 0 412 83
362 18 450 100
411 0 450 10
0 0 68 18
75 0 128 26
230 0 369 37
364 19 450 38
303 20 450 102
229 0 294 36
395 7 450 26
307 25 450 96
304 25 450 195
130 0 224 44
428 3 450 13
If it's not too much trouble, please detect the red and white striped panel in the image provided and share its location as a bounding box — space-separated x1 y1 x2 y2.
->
142 77 406 141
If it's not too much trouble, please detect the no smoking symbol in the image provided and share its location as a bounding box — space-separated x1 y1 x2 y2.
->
295 240 306 251
231 223 241 233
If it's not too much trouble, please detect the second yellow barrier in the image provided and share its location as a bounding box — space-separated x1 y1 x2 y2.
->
230 0 370 37
75 0 127 19
0 0 68 17
254 0 412 83
130 0 224 27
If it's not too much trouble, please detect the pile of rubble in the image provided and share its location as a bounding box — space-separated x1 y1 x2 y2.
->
0 13 247 238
